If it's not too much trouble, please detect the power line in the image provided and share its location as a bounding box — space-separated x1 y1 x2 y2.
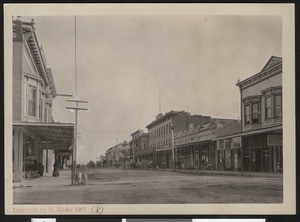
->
212 104 239 116
81 129 130 134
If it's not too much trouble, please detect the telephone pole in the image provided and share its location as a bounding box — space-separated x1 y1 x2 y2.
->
66 99 88 185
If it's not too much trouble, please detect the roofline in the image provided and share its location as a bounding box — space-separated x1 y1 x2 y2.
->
13 122 74 127
13 19 52 89
146 110 181 129
236 57 282 89
213 125 282 140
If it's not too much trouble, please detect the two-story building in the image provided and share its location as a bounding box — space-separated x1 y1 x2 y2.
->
130 130 151 168
12 18 74 182
237 56 283 172
216 56 282 173
146 111 211 169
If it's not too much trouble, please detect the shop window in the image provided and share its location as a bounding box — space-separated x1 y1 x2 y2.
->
225 140 231 149
219 139 224 149
28 86 36 117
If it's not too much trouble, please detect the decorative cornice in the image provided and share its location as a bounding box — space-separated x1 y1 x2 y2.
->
237 57 282 90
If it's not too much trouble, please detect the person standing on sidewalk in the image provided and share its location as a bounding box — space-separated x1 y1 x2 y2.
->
53 161 60 177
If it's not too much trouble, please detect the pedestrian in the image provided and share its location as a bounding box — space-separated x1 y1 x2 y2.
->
52 161 60 177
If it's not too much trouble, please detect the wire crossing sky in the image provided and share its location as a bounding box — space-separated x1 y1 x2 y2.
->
22 15 282 163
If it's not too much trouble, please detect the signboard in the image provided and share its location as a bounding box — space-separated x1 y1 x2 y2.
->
58 151 72 156
267 134 283 146
37 142 70 150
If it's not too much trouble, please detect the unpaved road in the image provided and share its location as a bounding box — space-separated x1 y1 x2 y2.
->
13 168 283 204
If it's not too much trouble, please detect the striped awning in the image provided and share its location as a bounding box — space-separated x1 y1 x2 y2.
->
13 122 74 150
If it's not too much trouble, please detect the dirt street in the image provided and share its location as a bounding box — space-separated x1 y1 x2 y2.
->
13 168 283 204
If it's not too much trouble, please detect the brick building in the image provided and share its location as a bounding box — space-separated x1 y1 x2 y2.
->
146 111 211 169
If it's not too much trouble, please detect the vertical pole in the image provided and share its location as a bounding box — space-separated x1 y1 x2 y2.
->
73 101 78 184
273 146 277 173
241 138 243 175
46 149 49 173
171 125 175 170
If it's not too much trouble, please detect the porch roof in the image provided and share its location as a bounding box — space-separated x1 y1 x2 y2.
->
13 122 74 150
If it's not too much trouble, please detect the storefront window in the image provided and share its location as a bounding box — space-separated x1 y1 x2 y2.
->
219 139 224 149
225 149 232 169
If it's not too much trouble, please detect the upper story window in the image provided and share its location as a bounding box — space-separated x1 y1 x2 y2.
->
245 104 250 124
263 87 282 120
274 95 282 118
44 102 48 122
243 96 261 125
252 102 260 124
28 85 36 117
266 96 272 119
39 92 43 119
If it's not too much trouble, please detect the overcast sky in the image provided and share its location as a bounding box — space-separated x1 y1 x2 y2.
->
22 15 282 163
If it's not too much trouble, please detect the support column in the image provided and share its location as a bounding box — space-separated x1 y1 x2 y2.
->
13 127 23 182
193 145 196 169
273 146 277 173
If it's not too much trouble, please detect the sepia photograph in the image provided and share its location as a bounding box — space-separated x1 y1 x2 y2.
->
4 4 295 215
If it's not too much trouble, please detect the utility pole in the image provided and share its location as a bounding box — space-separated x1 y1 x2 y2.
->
171 124 175 171
66 99 88 185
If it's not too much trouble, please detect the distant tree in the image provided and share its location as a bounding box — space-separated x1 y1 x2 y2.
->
96 161 101 168
87 160 95 169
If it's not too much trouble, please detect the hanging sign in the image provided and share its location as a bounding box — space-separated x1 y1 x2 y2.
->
37 142 69 150
267 134 282 146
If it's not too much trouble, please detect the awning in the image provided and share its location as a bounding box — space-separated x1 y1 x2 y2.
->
212 125 282 141
13 122 74 150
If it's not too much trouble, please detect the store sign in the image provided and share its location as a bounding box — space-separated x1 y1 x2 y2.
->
58 151 72 156
232 137 241 148
267 134 282 146
37 142 69 150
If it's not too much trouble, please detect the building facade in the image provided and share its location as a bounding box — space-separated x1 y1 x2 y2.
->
146 111 211 169
175 119 240 170
216 56 283 173
237 56 283 173
105 141 130 167
130 130 152 168
214 121 242 171
12 18 74 182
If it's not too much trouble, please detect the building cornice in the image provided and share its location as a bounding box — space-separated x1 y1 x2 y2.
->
236 57 282 90
146 111 179 129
